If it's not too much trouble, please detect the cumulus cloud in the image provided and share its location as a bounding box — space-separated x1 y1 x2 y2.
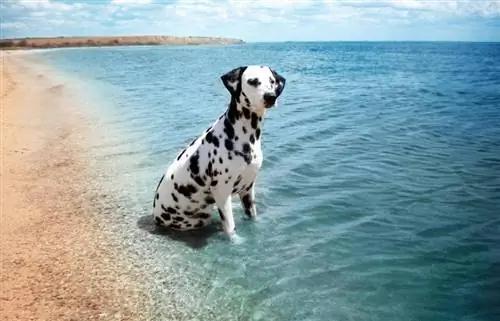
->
1 0 499 41
111 0 152 5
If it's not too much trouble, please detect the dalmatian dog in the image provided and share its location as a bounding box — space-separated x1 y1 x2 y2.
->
152 65 286 241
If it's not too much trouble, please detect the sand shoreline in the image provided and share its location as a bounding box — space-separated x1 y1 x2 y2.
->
1 52 150 320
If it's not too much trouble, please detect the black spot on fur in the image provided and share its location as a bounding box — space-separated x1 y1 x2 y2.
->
195 220 204 228
225 180 229 184
199 213 211 219
218 209 226 221
161 213 171 221
189 152 200 175
242 194 252 214
162 204 177 214
206 131 214 143
202 139 205 144
228 154 233 160
174 216 184 222
171 193 179 202
225 139 233 151
225 168 229 173
208 152 211 159
177 184 198 198
256 128 261 139
247 78 260 87
235 151 251 164
235 136 239 141
259 116 262 121
184 210 195 216
155 174 165 192
171 223 182 229
177 149 186 161
242 143 251 153
245 97 250 106
214 149 218 156
213 136 220 147
189 138 197 146
250 134 255 144
211 180 218 186
207 161 213 177
227 103 237 124
224 118 235 139
219 157 223 164
170 174 174 180
234 175 242 187
192 175 205 187
246 182 253 191
153 175 165 207
251 113 259 129
204 196 215 204
243 107 251 119
155 217 164 226
242 126 247 134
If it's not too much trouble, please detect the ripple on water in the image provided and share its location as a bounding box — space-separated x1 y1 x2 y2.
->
36 42 500 321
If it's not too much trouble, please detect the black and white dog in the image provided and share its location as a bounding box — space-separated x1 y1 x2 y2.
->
152 65 286 241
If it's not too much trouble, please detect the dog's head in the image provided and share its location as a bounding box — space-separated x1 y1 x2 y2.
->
221 65 286 110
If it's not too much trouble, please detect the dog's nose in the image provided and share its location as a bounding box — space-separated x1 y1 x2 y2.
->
263 93 277 105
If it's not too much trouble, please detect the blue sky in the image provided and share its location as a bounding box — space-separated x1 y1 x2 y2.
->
1 0 500 42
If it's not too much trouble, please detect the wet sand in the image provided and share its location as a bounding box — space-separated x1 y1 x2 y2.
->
0 52 150 320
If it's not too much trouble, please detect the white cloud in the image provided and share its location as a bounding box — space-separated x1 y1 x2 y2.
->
111 0 152 5
0 21 27 29
17 0 79 11
2 0 500 41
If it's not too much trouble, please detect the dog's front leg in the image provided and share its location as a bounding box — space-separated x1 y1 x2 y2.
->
240 183 257 219
214 193 236 239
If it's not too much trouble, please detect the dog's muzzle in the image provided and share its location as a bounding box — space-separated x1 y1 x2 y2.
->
263 93 277 108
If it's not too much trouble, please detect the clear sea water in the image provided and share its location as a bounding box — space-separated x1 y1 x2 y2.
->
33 42 499 321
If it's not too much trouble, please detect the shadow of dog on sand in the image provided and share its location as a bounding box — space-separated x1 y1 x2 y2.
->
137 215 221 250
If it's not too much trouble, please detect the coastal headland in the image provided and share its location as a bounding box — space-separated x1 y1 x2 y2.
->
0 35 245 50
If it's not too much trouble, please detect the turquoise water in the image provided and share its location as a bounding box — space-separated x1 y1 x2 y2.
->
36 42 499 321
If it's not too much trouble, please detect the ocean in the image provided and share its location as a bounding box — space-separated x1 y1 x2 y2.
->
32 42 499 321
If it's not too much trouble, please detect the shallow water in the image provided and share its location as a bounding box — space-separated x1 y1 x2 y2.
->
35 42 500 321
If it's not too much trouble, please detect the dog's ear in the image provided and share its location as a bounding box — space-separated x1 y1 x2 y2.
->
272 69 286 97
221 66 247 96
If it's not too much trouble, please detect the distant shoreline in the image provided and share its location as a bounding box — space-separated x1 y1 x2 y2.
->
0 35 245 50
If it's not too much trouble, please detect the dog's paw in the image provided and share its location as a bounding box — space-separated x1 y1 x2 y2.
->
229 232 245 244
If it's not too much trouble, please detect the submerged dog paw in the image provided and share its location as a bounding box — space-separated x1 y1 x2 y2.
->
229 233 245 244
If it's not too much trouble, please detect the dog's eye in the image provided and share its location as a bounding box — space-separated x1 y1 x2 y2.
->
247 78 260 87
269 77 275 85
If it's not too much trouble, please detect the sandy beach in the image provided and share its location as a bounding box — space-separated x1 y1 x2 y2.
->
0 52 150 320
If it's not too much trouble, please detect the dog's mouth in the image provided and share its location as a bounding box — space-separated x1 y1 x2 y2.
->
264 99 277 109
